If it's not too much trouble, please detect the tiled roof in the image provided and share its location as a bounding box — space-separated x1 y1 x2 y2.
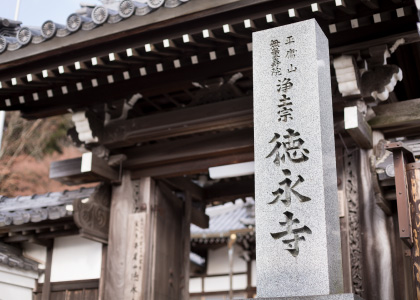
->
191 198 254 239
0 187 96 227
0 0 192 54
0 242 39 272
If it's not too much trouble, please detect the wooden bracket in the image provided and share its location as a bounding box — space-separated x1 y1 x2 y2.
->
344 106 373 149
73 183 111 244
385 142 415 247
50 152 120 185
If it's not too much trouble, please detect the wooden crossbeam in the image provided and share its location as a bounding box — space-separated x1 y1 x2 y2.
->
335 0 356 15
18 52 253 118
311 3 334 20
131 151 254 179
50 152 119 185
344 106 373 149
164 177 204 201
103 96 253 148
203 176 254 205
369 98 420 137
361 0 379 9
122 128 253 169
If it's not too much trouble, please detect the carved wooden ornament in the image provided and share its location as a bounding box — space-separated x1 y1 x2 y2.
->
73 183 111 244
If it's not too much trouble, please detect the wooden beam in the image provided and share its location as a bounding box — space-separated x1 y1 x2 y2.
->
73 184 111 244
335 0 356 15
131 151 254 179
104 96 253 148
344 106 373 149
191 207 210 229
157 180 209 228
180 191 191 300
164 177 204 201
42 241 54 300
361 0 379 9
98 245 107 300
204 176 254 204
18 53 253 118
123 128 253 169
0 218 74 235
369 98 420 130
50 152 119 185
104 172 135 300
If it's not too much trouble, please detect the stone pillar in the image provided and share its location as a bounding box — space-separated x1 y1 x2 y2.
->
252 19 362 300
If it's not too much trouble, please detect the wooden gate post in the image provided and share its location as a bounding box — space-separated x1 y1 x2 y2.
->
406 163 420 299
386 142 420 299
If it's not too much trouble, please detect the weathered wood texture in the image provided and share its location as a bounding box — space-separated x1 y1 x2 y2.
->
42 242 54 300
336 147 352 293
358 149 414 300
203 176 254 204
98 244 107 300
35 280 99 300
73 184 111 244
105 96 253 149
50 153 119 186
369 98 420 137
181 192 192 300
132 151 253 179
151 182 184 300
138 177 156 300
406 167 420 299
343 151 364 296
345 106 373 149
51 127 253 184
101 176 190 299
104 172 136 300
123 213 147 299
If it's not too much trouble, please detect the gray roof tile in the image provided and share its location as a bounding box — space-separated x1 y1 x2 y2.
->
191 198 255 238
0 0 192 54
0 187 96 227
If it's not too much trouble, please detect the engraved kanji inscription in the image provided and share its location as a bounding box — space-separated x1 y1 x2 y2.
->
285 36 295 44
277 78 293 93
286 49 297 59
270 211 312 257
270 39 282 76
283 129 309 162
269 169 311 206
266 129 309 166
277 94 293 122
287 64 297 73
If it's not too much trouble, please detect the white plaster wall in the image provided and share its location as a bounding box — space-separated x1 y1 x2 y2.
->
50 236 102 282
22 243 47 265
189 277 202 293
206 245 246 275
0 265 38 300
204 274 247 292
0 282 33 300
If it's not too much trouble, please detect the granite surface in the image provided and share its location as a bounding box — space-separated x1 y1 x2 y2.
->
253 19 343 298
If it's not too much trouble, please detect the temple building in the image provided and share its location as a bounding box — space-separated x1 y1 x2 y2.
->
0 0 420 299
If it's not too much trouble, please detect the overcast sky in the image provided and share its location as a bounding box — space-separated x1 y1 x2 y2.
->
1 0 102 25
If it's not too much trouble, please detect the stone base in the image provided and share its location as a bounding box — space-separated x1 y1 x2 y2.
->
246 294 363 300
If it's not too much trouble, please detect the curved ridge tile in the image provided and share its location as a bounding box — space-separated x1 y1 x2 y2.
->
0 0 192 53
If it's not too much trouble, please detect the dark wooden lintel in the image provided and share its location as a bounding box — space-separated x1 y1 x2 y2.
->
164 177 204 201
50 153 119 186
369 98 420 138
131 151 253 179
105 96 253 148
123 127 253 169
204 176 254 205
18 52 253 118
